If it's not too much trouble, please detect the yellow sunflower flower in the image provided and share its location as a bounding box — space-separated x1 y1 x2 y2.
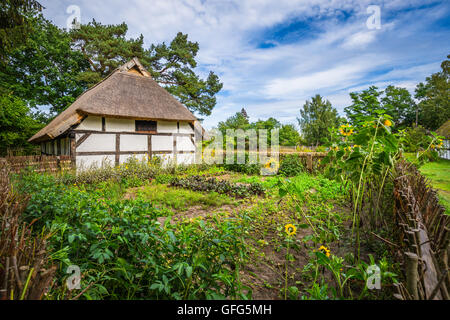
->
318 245 331 257
384 119 392 127
264 158 279 170
285 224 297 237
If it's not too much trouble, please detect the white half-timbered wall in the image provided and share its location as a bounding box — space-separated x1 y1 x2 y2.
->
41 116 198 169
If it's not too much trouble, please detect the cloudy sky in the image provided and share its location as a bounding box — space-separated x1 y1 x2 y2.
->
40 0 450 129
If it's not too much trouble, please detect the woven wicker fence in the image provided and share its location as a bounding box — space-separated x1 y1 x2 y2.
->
0 155 72 174
393 160 449 300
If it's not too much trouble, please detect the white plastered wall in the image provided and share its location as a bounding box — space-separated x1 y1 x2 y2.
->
178 122 194 134
157 121 177 133
106 118 135 132
77 116 102 131
72 117 198 168
76 133 116 152
152 135 173 151
120 134 147 152
176 136 195 151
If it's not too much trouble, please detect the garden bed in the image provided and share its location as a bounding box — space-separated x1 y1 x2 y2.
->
2 158 402 300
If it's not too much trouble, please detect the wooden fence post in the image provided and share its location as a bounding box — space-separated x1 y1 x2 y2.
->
306 154 313 172
405 252 419 300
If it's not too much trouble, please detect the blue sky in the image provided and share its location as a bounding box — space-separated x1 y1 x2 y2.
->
40 0 450 129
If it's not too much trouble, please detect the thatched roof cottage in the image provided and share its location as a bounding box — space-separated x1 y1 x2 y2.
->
28 58 202 168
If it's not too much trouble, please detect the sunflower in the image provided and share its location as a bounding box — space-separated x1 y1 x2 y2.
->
384 119 392 127
318 245 331 257
285 224 297 236
264 158 279 170
338 124 353 136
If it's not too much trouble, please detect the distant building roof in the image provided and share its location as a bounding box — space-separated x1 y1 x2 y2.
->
436 119 450 138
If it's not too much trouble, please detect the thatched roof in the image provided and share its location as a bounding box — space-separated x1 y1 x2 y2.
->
29 58 197 143
436 120 450 138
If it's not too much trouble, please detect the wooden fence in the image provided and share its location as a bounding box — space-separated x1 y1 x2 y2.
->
0 152 328 174
0 155 72 174
393 160 449 300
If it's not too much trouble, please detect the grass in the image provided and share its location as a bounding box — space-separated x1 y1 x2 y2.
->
130 182 238 212
404 153 450 213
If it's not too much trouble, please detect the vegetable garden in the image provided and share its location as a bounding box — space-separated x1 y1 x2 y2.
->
1 113 448 300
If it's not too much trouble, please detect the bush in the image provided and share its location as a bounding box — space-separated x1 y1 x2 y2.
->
58 157 159 185
221 152 261 175
170 175 265 198
278 154 303 177
399 126 431 152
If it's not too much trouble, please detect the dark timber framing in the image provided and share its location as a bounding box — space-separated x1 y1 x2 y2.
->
75 133 91 148
115 134 120 166
147 135 152 159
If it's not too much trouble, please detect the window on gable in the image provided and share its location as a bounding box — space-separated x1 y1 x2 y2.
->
135 120 157 132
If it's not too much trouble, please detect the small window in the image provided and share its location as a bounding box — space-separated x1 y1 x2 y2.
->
135 120 157 132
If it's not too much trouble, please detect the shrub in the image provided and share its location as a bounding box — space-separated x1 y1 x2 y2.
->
221 153 261 175
278 154 304 177
58 157 159 186
170 175 265 198
399 126 431 152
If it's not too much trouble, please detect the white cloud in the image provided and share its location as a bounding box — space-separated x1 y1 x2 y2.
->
341 31 377 48
39 0 450 129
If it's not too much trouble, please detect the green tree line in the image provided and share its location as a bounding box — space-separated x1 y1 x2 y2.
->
0 2 223 155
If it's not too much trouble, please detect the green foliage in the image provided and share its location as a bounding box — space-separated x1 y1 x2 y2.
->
277 174 398 300
298 94 341 145
17 172 251 300
71 21 223 117
0 14 89 116
279 124 301 146
170 175 265 198
217 112 285 147
415 54 450 130
381 85 417 128
135 183 235 211
0 0 43 60
148 32 223 117
344 86 382 125
397 125 431 152
70 20 145 86
218 111 250 133
322 109 401 260
58 158 158 185
344 86 416 129
278 154 303 177
0 94 43 155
